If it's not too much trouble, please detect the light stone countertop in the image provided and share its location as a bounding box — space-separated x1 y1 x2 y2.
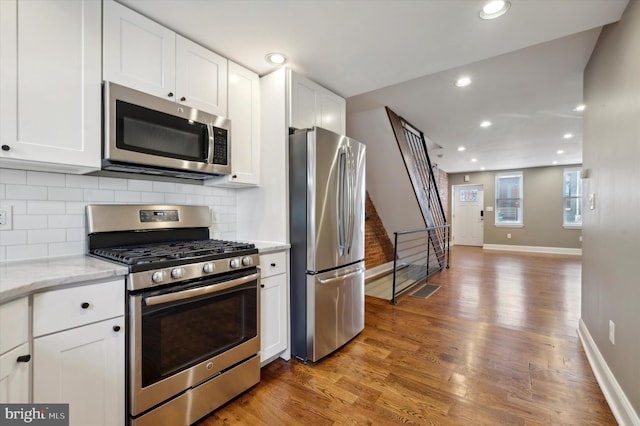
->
0 255 128 304
251 241 290 254
0 241 290 304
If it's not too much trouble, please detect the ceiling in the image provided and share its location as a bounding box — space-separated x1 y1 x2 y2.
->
118 0 629 173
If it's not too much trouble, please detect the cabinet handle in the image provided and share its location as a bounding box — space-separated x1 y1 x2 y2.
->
180 96 186 102
168 92 174 98
260 284 265 288
113 325 121 332
81 302 90 309
1 145 10 151
271 263 276 267
16 354 31 363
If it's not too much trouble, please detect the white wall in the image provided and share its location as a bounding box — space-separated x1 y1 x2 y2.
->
347 107 425 240
0 168 237 261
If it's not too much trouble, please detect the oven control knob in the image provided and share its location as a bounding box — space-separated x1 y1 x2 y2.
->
203 263 215 273
171 268 184 279
229 258 241 269
242 256 253 266
152 271 165 283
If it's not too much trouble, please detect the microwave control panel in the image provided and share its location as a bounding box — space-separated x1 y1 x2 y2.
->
212 127 228 165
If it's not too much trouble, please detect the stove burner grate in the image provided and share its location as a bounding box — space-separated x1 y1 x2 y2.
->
92 239 255 266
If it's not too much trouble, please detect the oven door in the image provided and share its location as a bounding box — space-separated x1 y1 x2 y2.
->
129 269 260 417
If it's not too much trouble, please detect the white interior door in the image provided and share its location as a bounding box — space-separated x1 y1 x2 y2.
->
453 185 484 246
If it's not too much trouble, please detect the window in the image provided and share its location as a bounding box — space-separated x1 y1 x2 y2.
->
495 172 523 226
563 167 583 227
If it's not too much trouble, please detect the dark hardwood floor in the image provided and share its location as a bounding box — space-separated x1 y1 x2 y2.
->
199 246 615 425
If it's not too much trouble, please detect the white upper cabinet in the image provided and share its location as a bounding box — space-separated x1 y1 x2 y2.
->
208 61 260 187
289 71 346 135
175 35 227 117
103 0 175 98
103 0 227 117
0 0 102 174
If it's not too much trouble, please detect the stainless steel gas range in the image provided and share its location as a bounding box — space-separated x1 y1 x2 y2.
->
86 204 260 426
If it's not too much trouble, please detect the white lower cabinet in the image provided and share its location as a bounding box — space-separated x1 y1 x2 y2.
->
259 250 289 365
32 280 125 426
33 318 124 426
0 297 30 403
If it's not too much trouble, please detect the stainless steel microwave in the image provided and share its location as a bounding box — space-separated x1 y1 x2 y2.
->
103 82 231 179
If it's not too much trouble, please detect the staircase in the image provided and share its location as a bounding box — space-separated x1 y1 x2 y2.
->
386 107 448 268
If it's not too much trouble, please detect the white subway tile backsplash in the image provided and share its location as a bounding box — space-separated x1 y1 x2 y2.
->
28 229 66 244
99 176 128 190
28 200 66 214
140 192 165 203
27 171 66 187
48 187 84 201
127 179 153 191
13 214 48 230
152 181 176 193
0 230 27 245
83 189 115 202
7 244 48 261
0 168 237 262
114 191 142 203
66 174 100 189
6 184 47 200
48 214 83 229
0 169 27 184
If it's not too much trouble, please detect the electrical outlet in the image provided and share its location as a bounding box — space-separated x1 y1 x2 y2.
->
609 320 615 344
0 206 12 230
507 233 511 239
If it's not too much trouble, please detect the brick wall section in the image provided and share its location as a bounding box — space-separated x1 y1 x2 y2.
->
432 166 449 218
364 166 448 270
364 192 395 269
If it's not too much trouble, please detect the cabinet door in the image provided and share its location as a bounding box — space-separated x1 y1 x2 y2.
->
260 273 287 363
289 71 318 131
0 297 28 355
0 343 30 403
175 35 227 117
0 0 101 174
103 0 176 100
317 91 346 135
209 61 260 187
34 318 125 426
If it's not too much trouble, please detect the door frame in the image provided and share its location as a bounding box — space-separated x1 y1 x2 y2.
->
451 184 485 246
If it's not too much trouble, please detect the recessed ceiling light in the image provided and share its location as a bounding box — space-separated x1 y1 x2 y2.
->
479 0 511 20
471 158 478 162
457 146 466 152
553 161 558 165
557 150 565 154
574 104 586 112
563 133 573 139
480 167 486 171
455 77 472 87
480 120 492 128
265 52 287 65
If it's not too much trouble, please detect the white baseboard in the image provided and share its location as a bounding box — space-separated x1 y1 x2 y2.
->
578 318 640 426
482 244 581 255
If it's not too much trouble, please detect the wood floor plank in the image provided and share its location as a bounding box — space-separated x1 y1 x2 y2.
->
197 246 616 425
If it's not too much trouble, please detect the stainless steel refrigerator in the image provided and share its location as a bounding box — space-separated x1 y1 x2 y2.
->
289 126 366 362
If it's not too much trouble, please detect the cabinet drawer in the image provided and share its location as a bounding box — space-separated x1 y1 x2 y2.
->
0 297 29 355
33 280 124 337
259 251 287 278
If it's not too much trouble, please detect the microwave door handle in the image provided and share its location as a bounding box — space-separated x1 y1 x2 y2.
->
144 272 259 306
206 124 215 164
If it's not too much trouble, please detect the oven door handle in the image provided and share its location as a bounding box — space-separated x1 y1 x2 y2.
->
144 272 260 306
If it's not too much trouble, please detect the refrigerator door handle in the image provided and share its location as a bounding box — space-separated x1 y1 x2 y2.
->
317 267 364 285
337 146 348 257
346 145 356 255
